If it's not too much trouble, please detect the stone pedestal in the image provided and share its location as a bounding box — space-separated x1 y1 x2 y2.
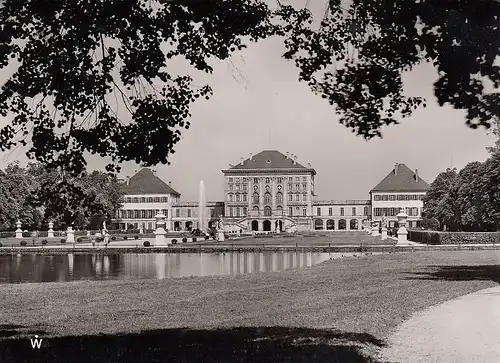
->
371 223 380 237
66 226 75 243
381 227 387 240
217 230 225 242
154 211 168 246
396 209 409 245
48 222 54 238
15 220 22 239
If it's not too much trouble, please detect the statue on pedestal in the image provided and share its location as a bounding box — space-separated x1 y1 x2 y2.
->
381 215 388 229
217 214 224 231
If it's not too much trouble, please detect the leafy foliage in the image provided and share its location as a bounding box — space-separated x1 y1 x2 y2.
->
282 0 500 138
0 0 279 176
0 162 124 230
424 131 500 231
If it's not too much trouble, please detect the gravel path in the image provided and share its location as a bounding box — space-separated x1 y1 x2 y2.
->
381 286 500 363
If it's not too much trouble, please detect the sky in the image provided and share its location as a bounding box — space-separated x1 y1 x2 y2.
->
0 1 496 202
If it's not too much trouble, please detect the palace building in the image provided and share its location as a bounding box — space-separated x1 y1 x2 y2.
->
112 150 429 232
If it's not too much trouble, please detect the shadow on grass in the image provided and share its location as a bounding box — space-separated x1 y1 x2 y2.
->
405 265 500 283
0 326 386 363
0 324 47 338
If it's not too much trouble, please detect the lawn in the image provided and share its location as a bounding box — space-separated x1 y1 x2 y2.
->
1 250 499 363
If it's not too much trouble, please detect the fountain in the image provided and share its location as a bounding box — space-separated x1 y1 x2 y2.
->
198 180 207 232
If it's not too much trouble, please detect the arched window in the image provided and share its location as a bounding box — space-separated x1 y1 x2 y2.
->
276 206 283 215
276 192 283 204
264 192 272 204
264 206 272 216
253 192 259 204
253 205 259 211
236 194 240 202
228 194 233 201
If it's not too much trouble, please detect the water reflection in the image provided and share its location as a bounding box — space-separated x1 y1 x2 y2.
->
0 252 368 284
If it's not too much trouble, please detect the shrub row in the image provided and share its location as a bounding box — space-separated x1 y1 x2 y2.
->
408 230 500 244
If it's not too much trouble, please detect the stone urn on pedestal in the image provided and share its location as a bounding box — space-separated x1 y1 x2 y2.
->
48 221 54 238
371 222 380 237
15 220 23 239
66 226 75 243
381 216 388 240
396 208 409 245
154 210 168 246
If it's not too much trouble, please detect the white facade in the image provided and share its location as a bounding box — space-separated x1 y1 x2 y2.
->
370 192 425 228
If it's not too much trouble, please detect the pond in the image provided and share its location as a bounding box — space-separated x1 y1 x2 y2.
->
0 251 375 284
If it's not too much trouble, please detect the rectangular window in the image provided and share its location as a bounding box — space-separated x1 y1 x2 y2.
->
295 194 300 201
302 176 306 181
266 178 270 183
229 207 233 217
162 209 168 217
187 209 191 218
374 195 380 201
389 195 396 201
236 184 240 190
236 194 240 202
134 210 139 218
278 177 283 183
254 178 258 184
289 207 293 216
236 208 240 217
288 194 293 201
340 208 344 216
289 177 293 181
229 178 233 182
176 209 180 217
302 208 306 216
243 194 247 202
288 183 292 190
352 207 356 216
302 183 307 190
141 210 146 218
243 184 247 191
317 207 321 216
329 208 332 216
295 177 300 181
243 207 247 216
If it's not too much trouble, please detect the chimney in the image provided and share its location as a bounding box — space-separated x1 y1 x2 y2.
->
308 162 312 168
286 152 290 159
126 176 131 185
168 181 172 186
394 163 399 175
415 169 419 182
240 157 244 165
292 156 296 165
249 153 253 160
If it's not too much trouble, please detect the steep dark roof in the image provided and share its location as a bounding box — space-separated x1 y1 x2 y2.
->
121 168 181 196
228 150 310 170
371 164 430 192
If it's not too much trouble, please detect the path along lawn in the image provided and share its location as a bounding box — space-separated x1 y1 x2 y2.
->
1 250 499 363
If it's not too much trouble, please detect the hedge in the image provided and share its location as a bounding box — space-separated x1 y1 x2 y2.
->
408 229 500 245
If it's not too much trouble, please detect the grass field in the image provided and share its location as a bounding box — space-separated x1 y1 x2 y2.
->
1 250 499 362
